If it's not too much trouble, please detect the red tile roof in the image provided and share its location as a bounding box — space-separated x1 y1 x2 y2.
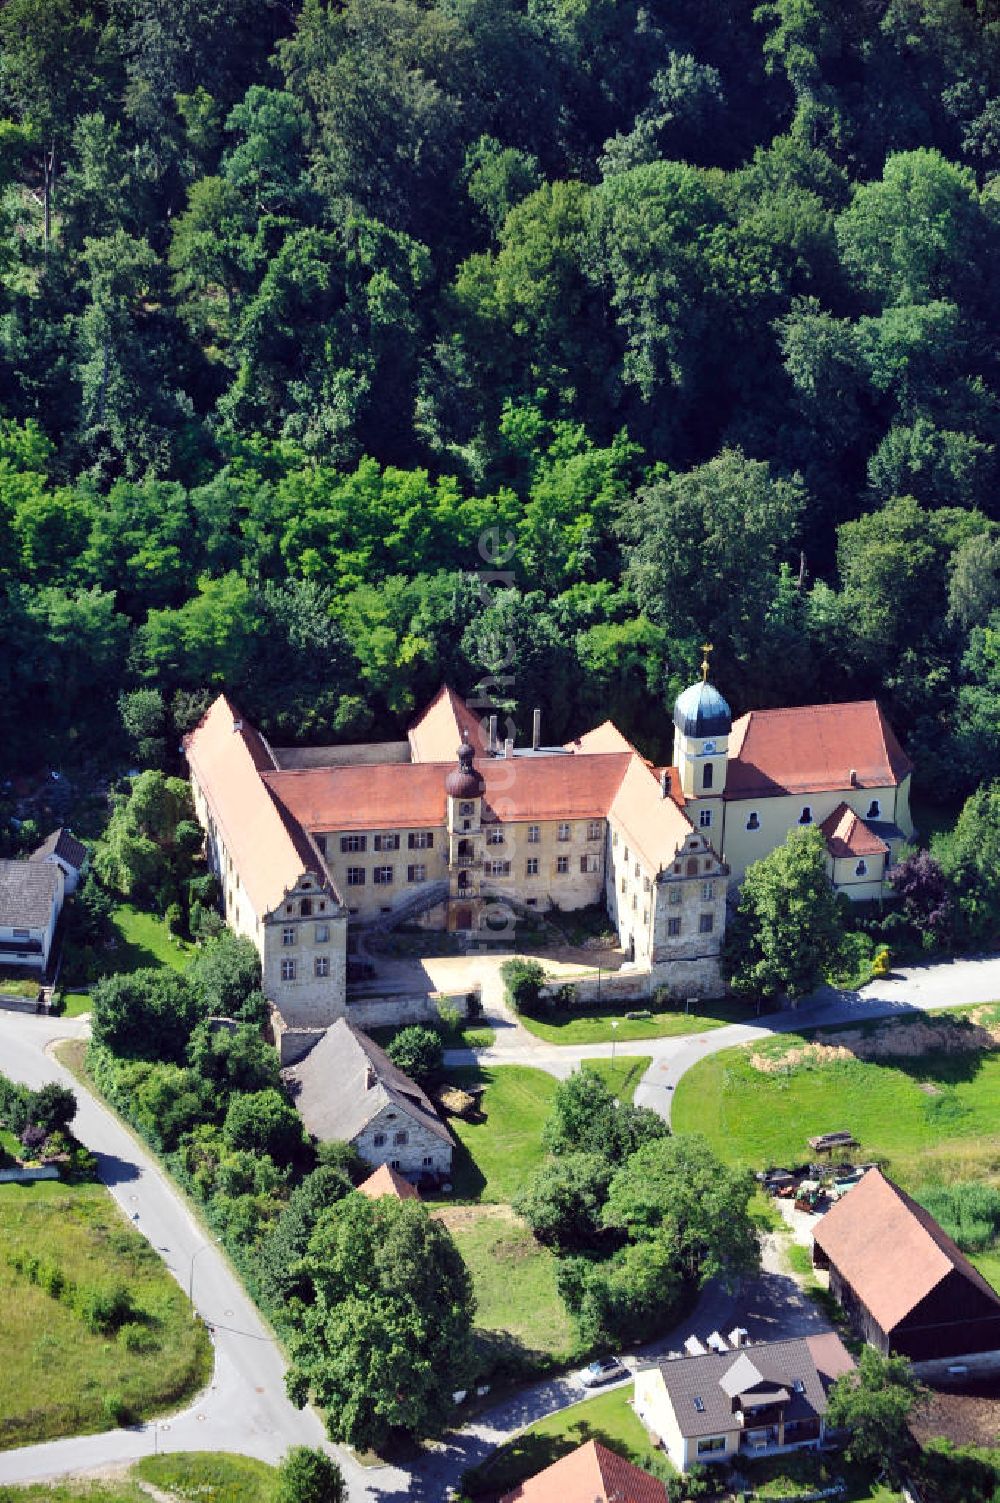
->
726 701 912 799
183 696 331 916
819 803 889 859
408 684 487 762
498 1439 670 1503
263 752 637 831
357 1164 420 1201
813 1168 1000 1334
609 755 695 874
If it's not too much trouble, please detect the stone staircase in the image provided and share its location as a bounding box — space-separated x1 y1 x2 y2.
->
354 879 450 933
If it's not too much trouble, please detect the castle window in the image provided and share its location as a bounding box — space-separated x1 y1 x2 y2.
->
643 910 648 926
634 861 640 878
581 855 598 874
459 802 474 815
587 821 602 840
314 834 326 855
699 913 714 934
346 868 365 886
686 858 699 877
699 809 713 828
300 897 312 916
373 1133 386 1147
746 811 760 831
486 829 505 845
855 859 868 877
315 924 330 943
799 806 813 824
667 918 681 937
702 762 714 791
281 959 296 981
407 864 427 883
526 857 539 876
423 1155 434 1168
644 876 651 892
557 822 571 842
375 833 400 852
393 1130 409 1146
374 866 394 885
621 876 627 894
409 831 434 849
702 881 714 901
341 833 367 853
528 824 541 844
867 799 881 820
557 856 570 875
282 926 296 946
315 956 330 977
486 859 511 877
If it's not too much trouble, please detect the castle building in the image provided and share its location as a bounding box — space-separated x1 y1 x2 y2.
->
184 685 729 1029
671 673 914 899
183 675 914 1032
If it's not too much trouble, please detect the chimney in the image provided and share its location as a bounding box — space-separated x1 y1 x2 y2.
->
660 770 670 799
504 737 514 760
488 714 498 755
365 1064 376 1090
850 768 859 787
532 708 541 750
233 719 243 733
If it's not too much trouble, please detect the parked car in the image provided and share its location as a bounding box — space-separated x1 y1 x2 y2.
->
578 1356 628 1388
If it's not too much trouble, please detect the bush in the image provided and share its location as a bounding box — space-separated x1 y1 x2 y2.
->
223 1088 305 1166
276 1446 347 1503
0 1074 30 1135
118 1321 160 1353
103 1391 133 1427
76 1280 136 1334
27 1081 77 1135
500 958 546 1013
386 1025 444 1086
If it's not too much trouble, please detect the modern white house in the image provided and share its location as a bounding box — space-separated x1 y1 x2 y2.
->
634 1334 854 1473
0 858 64 974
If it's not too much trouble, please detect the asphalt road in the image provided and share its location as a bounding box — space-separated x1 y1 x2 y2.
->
2 949 998 1494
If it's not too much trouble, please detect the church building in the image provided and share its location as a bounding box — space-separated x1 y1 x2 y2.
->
671 666 914 900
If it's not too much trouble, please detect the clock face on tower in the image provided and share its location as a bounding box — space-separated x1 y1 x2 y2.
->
702 740 716 755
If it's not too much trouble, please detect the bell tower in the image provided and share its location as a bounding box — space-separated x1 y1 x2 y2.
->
672 646 731 829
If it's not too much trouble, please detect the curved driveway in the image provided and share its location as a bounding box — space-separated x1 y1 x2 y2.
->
1 949 998 1494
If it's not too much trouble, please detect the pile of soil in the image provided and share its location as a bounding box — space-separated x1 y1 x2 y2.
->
752 1012 1000 1074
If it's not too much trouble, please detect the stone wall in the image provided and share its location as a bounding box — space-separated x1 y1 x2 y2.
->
354 1102 452 1178
539 967 651 1006
273 987 477 1065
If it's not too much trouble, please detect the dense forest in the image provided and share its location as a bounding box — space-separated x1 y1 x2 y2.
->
2 0 1000 800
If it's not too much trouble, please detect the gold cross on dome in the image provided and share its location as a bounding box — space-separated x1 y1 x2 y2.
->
700 642 714 682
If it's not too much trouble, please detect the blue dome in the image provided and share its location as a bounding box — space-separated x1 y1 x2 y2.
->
673 680 732 739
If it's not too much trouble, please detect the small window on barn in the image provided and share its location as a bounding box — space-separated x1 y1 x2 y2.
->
746 811 760 831
867 799 881 820
799 806 813 824
855 859 867 877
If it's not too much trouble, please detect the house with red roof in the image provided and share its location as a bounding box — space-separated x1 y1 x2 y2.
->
670 674 914 898
498 1439 669 1503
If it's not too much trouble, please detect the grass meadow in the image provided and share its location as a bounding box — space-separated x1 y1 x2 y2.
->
0 1180 211 1448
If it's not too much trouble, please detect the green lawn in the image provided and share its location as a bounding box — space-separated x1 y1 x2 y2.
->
444 1065 561 1202
743 1451 902 1501
0 1180 211 1448
105 903 194 974
971 1250 1000 1292
672 1017 1000 1184
439 1208 580 1377
583 1056 651 1101
58 990 93 1017
0 1455 279 1503
135 1452 278 1503
518 996 749 1045
463 1384 673 1498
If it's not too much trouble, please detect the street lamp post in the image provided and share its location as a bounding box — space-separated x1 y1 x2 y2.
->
188 1243 210 1310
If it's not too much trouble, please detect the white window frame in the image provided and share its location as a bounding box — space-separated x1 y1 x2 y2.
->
281 958 296 981
282 926 296 946
373 866 394 885
314 956 330 977
699 808 713 829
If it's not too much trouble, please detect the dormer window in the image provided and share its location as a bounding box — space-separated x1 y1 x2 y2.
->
867 799 881 820
799 806 813 825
